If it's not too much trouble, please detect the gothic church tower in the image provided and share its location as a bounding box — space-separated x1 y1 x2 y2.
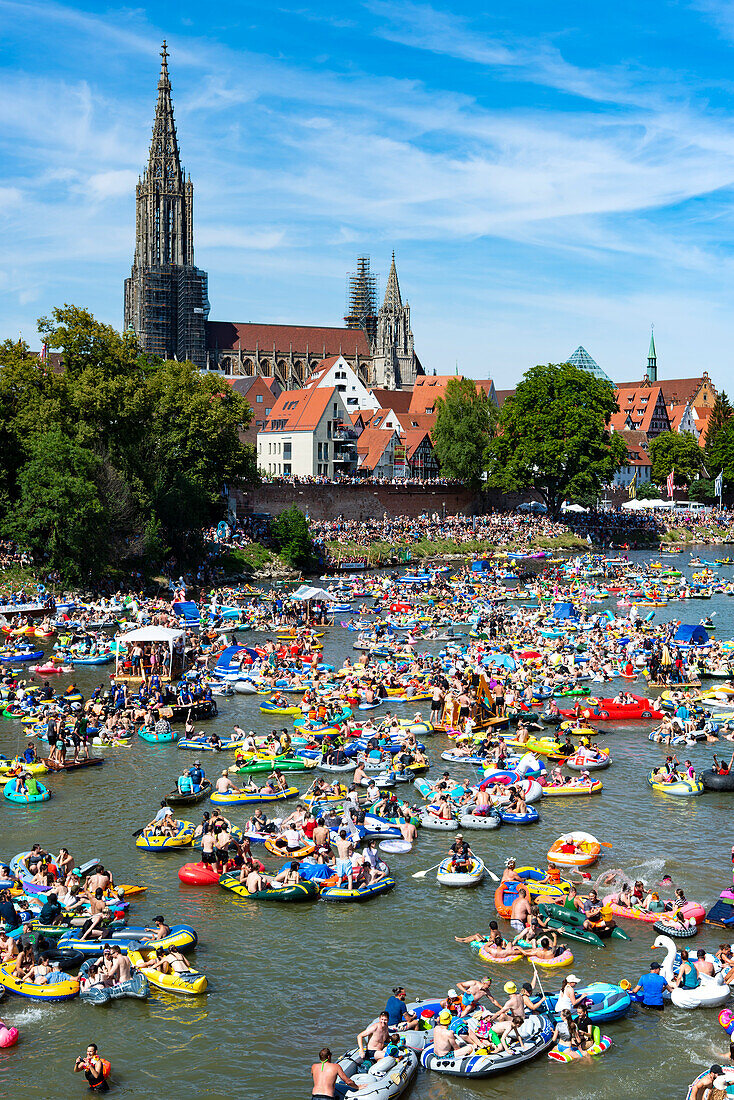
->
124 42 209 367
370 253 418 389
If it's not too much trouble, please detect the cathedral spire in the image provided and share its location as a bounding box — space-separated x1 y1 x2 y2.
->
382 251 402 313
124 43 209 368
147 39 182 189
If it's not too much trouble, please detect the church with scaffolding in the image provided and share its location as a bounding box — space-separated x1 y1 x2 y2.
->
125 45 422 390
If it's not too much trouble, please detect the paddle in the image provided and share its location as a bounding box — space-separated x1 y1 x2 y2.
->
600 841 613 848
485 867 499 883
412 861 444 879
131 827 145 838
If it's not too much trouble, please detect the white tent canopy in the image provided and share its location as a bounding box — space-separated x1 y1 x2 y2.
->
290 585 336 602
117 626 184 649
115 625 185 679
562 503 588 513
621 497 674 510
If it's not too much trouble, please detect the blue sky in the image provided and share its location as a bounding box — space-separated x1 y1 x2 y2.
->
3 1 734 389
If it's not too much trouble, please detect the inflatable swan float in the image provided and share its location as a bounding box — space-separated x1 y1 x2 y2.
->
653 935 730 1008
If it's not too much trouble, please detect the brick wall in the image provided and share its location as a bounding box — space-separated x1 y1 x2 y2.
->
232 482 546 520
233 482 482 520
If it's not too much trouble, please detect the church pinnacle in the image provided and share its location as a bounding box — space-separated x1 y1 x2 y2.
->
647 325 657 383
382 251 403 313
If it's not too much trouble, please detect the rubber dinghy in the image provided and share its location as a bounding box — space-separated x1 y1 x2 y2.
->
421 1014 555 1076
437 857 485 887
334 1048 418 1098
79 962 149 1004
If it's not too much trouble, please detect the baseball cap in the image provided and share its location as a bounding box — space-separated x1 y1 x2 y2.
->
566 974 580 983
447 988 458 998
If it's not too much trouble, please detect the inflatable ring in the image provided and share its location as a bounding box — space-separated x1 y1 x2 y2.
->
653 919 697 938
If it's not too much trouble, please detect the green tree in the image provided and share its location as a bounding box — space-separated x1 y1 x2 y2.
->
0 305 259 576
636 481 661 500
689 478 715 504
0 339 49 510
142 361 257 558
489 362 626 516
432 377 496 489
706 418 734 493
648 431 705 487
270 506 314 569
706 391 732 449
4 430 107 581
706 392 734 495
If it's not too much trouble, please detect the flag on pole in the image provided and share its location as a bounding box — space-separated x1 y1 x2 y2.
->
628 468 637 499
667 469 674 499
715 470 724 502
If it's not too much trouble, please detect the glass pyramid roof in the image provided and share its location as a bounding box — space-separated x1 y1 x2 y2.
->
567 346 613 384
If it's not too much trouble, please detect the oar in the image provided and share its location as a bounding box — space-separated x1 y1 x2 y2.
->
132 827 145 838
600 841 613 848
485 866 499 883
412 861 444 879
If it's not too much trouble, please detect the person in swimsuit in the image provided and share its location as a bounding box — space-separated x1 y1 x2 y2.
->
310 1047 359 1099
74 1044 109 1092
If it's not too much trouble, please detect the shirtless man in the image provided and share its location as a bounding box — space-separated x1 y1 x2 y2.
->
200 829 216 865
334 831 354 890
242 862 265 894
353 761 367 785
509 886 531 934
87 865 112 894
78 889 110 941
54 847 75 881
357 1011 391 1060
694 948 716 979
312 818 331 859
215 770 235 794
488 981 528 1037
501 858 521 884
456 978 502 1013
310 1047 360 1099
105 945 132 985
145 916 171 941
689 1066 726 1100
431 1010 475 1058
399 816 418 843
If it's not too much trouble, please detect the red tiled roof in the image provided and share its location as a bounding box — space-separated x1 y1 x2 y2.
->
263 386 338 432
611 385 669 435
618 377 714 406
617 430 651 467
693 407 713 446
371 388 412 413
402 428 434 460
396 412 435 433
207 322 370 357
223 376 282 399
495 388 515 407
667 403 688 432
356 428 395 470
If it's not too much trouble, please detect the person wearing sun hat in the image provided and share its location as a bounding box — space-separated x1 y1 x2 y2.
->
556 974 582 1014
486 981 528 1041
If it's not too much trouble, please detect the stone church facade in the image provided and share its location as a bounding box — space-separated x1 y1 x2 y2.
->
125 47 421 389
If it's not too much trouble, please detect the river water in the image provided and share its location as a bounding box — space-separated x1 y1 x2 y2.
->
1 547 733 1099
